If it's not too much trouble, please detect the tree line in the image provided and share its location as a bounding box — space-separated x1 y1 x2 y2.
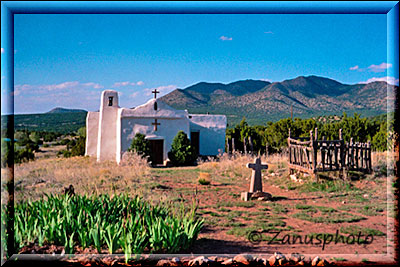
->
226 112 392 154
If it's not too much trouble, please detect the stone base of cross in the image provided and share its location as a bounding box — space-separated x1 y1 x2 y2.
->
241 157 272 201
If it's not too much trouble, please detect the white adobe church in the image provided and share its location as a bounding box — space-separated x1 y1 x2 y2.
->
85 90 227 165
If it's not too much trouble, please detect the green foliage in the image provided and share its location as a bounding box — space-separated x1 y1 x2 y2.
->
76 127 86 138
71 136 85 156
168 131 198 166
29 132 41 144
1 139 13 168
372 122 387 151
5 194 203 260
14 146 35 164
198 178 211 185
2 112 87 134
226 113 390 153
128 133 151 160
58 136 85 158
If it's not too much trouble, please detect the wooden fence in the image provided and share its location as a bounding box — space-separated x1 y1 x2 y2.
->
288 128 372 180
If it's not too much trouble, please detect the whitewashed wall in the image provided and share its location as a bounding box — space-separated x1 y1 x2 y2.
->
85 112 99 156
120 117 189 163
189 114 227 155
97 90 119 162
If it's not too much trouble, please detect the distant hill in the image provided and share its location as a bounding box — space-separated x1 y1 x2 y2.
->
2 75 395 133
1 111 87 134
160 76 395 125
47 107 87 114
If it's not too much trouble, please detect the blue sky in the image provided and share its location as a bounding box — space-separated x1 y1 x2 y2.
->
2 13 397 114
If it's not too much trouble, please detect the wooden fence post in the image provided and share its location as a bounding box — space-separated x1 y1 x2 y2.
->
367 141 372 172
232 138 235 153
315 127 318 141
310 130 318 182
250 137 252 153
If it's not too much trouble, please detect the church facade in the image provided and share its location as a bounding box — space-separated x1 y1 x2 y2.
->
85 90 227 164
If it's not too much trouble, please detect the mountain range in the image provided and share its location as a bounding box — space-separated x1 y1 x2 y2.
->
160 75 395 125
47 107 87 114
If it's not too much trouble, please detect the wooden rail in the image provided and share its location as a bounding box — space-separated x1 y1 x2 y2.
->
288 128 372 181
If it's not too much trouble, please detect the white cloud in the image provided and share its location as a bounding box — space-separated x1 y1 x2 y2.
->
41 81 80 91
113 81 144 87
219 36 233 41
145 85 177 96
113 81 131 87
359 76 399 85
14 81 104 113
349 65 359 71
260 78 271 82
1 48 4 53
129 92 139 98
82 82 103 89
367 62 392 73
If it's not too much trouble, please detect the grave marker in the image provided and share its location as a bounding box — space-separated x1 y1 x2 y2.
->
241 157 271 201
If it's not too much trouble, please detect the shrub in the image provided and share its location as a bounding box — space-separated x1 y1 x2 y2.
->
14 146 35 164
168 131 198 166
128 133 151 160
198 178 211 185
70 136 85 156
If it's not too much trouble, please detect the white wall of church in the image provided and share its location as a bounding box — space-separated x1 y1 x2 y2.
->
85 111 99 157
189 115 227 155
120 117 190 162
97 90 119 162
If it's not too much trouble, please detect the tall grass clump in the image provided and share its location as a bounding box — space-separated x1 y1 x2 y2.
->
11 193 203 261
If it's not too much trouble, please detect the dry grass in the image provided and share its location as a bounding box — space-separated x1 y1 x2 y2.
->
14 151 150 202
10 149 393 204
198 152 288 181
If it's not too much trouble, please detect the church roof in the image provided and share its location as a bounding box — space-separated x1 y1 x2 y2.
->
120 98 188 119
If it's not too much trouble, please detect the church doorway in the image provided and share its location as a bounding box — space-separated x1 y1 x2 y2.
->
149 139 164 165
190 132 200 155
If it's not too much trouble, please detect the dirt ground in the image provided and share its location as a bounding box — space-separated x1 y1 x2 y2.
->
4 149 397 265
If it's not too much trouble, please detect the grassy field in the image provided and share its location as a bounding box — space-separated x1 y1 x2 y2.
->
2 148 396 263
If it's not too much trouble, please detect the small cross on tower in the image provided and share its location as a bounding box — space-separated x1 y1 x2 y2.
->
152 119 160 131
152 89 160 99
241 157 271 201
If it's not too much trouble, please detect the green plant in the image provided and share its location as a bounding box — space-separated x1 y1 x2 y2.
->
10 193 203 262
198 178 211 185
129 133 151 160
168 131 198 166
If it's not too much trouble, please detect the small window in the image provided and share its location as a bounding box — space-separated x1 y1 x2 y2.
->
154 101 158 110
108 96 113 106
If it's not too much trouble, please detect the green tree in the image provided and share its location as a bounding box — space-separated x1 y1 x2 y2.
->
372 122 387 151
168 131 197 166
77 127 86 138
128 133 151 159
71 136 86 156
29 131 41 143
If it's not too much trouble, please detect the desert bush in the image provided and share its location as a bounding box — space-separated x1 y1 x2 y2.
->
168 131 197 166
198 172 211 185
128 133 151 160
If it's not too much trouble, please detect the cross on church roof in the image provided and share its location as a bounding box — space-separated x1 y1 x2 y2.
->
152 89 160 99
152 119 160 131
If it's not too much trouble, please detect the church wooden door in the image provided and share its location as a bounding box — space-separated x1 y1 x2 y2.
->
190 132 200 156
149 140 164 165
